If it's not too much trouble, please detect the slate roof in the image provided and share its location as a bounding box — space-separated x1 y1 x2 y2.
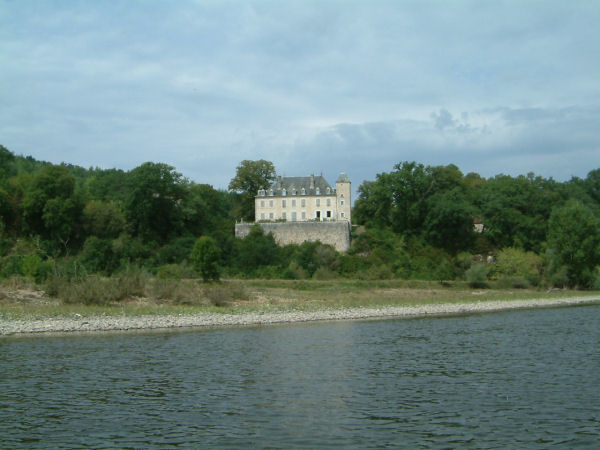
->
263 175 333 197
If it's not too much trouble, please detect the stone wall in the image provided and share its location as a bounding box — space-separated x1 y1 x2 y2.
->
235 221 351 252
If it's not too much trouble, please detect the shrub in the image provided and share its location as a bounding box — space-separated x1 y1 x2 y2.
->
549 265 569 288
547 200 600 288
455 251 473 272
336 254 368 276
466 264 489 288
0 255 23 278
35 259 53 283
283 261 308 280
114 265 148 298
59 275 123 305
155 237 195 265
233 226 282 274
252 265 280 279
190 236 221 282
148 278 182 300
21 254 42 279
156 263 194 280
312 266 338 280
491 247 541 283
360 264 394 280
201 282 249 307
46 265 149 304
593 268 600 290
80 236 117 274
496 275 530 289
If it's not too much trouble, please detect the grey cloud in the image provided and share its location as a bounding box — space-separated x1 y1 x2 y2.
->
286 104 600 191
1 1 599 192
431 109 456 130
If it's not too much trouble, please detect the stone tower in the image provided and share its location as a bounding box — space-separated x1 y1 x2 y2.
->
335 173 351 222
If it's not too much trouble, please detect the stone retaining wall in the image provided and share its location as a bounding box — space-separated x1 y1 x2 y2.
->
235 221 351 252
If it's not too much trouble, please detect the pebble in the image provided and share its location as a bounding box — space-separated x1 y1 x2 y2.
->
1 297 599 336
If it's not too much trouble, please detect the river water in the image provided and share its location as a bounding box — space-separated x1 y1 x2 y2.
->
1 305 599 448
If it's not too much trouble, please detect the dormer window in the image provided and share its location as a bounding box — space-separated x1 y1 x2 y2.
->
316 187 320 195
258 189 266 196
269 189 274 196
282 188 286 196
326 187 331 194
292 189 296 195
301 187 306 195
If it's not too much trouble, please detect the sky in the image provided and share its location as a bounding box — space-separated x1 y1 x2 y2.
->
1 0 599 197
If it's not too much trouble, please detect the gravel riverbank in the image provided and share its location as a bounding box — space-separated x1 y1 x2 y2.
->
2 296 599 336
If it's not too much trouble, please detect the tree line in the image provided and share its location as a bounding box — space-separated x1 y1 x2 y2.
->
1 145 599 288
353 161 600 288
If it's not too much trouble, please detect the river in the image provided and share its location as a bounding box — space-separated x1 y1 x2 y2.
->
2 305 599 448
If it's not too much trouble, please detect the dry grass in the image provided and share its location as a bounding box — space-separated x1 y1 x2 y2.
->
0 276 597 319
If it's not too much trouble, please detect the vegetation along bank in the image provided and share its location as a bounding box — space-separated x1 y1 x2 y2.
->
1 144 600 327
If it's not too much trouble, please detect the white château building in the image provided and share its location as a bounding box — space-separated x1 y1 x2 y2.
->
255 173 351 223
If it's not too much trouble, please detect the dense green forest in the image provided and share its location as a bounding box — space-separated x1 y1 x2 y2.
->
1 145 599 289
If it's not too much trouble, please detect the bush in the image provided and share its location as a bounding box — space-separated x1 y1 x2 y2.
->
80 237 117 274
466 264 489 288
201 282 249 307
252 265 280 279
496 275 530 289
593 268 600 290
21 254 42 279
148 278 182 300
115 265 148 298
46 265 149 304
549 265 569 288
233 226 282 274
336 254 368 276
0 255 23 278
360 264 394 280
58 275 124 305
312 266 338 280
282 261 308 279
491 247 541 283
156 263 194 280
455 251 473 272
190 236 221 282
155 237 195 265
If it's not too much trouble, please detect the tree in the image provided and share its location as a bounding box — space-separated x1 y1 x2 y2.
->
42 197 81 251
585 169 600 206
124 162 186 244
491 247 542 286
547 200 600 287
228 160 276 221
424 187 475 254
83 200 127 238
233 225 281 274
476 174 560 252
190 236 221 282
0 145 16 178
180 183 232 237
353 179 393 228
21 165 83 253
84 168 129 202
354 162 471 249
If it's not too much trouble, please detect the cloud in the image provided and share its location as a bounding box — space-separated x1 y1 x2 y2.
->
431 109 456 130
0 0 599 193
284 104 600 190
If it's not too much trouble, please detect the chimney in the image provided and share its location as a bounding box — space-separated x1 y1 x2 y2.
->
309 174 315 189
277 175 282 190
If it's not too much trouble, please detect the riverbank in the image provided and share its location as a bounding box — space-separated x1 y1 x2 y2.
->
2 295 598 336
